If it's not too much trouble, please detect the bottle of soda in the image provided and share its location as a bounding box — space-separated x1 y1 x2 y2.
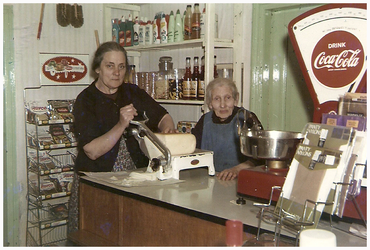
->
198 56 205 100
182 57 192 100
191 56 200 100
214 55 219 78
191 3 201 39
184 5 192 40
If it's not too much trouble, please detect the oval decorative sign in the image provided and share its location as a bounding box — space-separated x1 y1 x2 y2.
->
42 56 87 83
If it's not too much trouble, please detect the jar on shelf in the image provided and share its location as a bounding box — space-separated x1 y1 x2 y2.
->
155 56 173 99
143 72 150 95
137 72 145 89
169 68 184 100
148 72 157 99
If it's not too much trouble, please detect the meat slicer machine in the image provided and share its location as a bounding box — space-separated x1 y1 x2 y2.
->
129 112 215 180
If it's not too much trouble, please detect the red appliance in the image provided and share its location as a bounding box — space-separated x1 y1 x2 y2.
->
237 165 287 202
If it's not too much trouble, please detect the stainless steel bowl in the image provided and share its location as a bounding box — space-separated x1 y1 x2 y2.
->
239 129 303 160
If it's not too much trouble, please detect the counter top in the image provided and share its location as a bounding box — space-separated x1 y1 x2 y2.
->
80 167 366 247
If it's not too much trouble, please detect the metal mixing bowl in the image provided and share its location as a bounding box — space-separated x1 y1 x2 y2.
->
239 129 303 160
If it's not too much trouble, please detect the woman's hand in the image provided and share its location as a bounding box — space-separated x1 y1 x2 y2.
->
83 104 137 160
216 161 254 181
158 114 176 133
118 104 138 129
217 168 239 181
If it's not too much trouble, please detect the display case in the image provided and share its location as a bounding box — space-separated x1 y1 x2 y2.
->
103 3 244 123
24 86 79 246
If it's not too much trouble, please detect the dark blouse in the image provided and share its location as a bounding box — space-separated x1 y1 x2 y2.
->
73 81 168 172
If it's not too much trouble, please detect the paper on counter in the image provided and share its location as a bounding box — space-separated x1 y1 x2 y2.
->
81 170 184 187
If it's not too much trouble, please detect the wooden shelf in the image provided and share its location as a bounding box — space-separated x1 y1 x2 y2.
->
155 99 204 105
125 38 234 54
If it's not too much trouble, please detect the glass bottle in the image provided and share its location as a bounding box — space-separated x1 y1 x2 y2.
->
191 3 201 39
200 7 205 39
184 5 192 40
128 65 137 85
167 10 175 43
174 9 183 42
191 56 200 100
182 57 192 100
214 55 219 78
197 56 205 100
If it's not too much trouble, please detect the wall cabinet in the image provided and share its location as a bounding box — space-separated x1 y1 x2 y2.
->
103 3 244 124
24 87 77 246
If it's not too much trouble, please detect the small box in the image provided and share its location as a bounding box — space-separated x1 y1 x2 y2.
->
177 121 197 134
338 93 367 117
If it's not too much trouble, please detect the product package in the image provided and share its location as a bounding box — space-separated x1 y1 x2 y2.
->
322 113 367 131
177 121 197 133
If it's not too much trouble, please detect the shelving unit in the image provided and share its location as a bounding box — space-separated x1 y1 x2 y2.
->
24 86 78 246
103 3 243 120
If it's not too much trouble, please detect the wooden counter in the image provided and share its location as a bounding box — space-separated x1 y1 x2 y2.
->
69 168 366 246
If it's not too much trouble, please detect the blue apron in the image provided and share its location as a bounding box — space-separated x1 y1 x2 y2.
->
201 111 247 172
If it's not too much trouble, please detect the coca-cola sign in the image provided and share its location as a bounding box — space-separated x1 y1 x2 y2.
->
311 31 364 88
40 53 89 85
288 4 367 122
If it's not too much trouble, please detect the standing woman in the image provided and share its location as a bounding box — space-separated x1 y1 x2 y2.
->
68 41 175 234
192 78 263 181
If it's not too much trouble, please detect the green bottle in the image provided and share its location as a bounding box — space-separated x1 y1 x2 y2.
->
168 11 175 43
174 9 183 42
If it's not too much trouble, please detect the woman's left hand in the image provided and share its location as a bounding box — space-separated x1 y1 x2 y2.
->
217 168 238 181
158 114 176 133
216 161 254 181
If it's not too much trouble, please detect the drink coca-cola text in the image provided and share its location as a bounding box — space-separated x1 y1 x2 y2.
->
314 49 361 69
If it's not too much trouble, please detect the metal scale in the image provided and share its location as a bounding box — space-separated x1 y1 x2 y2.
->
129 113 215 180
236 110 303 202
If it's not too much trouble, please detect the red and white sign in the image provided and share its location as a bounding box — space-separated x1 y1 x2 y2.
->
40 53 89 85
288 4 367 122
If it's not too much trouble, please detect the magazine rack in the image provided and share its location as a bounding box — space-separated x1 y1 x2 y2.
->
330 163 367 230
253 167 366 246
253 186 335 246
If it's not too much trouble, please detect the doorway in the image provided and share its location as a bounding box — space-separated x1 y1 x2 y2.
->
250 4 322 132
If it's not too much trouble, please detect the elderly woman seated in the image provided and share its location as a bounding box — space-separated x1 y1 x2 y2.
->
192 78 263 181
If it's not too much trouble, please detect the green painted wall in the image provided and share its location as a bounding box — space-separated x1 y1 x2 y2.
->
3 4 20 247
250 4 322 132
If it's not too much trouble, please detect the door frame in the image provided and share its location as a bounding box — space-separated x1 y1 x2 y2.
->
3 4 20 246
